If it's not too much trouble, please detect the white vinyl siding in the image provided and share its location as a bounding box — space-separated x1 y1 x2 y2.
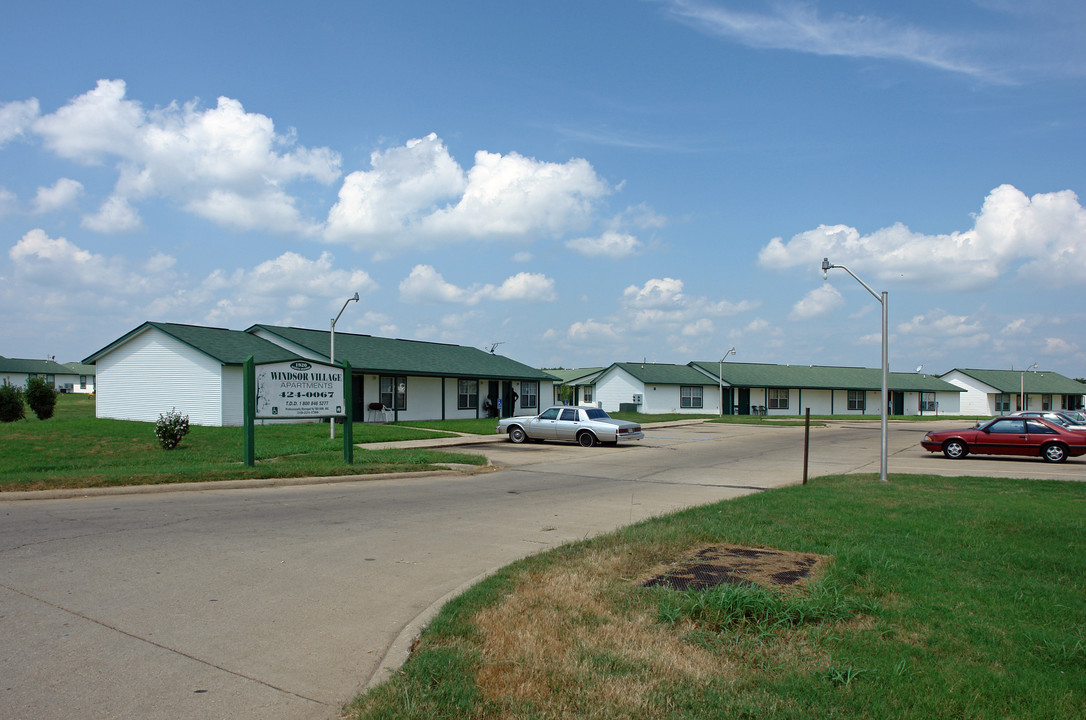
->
95 328 227 426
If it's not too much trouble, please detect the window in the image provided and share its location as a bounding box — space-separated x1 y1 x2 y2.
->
1042 394 1052 411
520 380 538 409
995 394 1011 413
79 375 88 390
768 388 789 410
583 386 593 403
559 408 579 421
847 390 866 411
988 418 1025 434
539 407 560 420
458 379 478 410
1026 419 1056 434
380 375 407 411
680 386 703 408
1062 394 1084 411
920 392 936 412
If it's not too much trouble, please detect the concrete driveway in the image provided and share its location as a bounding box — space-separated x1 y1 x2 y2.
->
1 419 1081 719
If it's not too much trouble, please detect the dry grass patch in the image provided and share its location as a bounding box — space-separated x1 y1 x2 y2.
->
473 548 732 719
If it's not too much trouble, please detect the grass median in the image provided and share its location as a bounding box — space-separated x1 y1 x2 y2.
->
345 473 1085 720
0 395 488 492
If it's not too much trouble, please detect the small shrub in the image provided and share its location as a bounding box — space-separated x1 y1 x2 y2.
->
155 408 190 450
25 376 58 420
0 382 25 423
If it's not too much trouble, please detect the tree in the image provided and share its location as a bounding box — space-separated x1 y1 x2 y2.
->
0 382 25 422
25 376 58 420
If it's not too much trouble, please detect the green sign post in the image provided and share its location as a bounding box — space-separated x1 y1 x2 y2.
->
243 355 354 467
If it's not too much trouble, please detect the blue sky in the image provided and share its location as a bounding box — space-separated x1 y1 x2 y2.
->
2 0 1084 377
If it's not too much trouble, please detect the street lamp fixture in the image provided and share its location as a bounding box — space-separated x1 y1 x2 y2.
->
330 292 360 439
1020 362 1037 412
822 258 889 483
719 347 736 417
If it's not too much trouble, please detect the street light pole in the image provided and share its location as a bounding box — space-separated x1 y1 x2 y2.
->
719 347 735 417
822 258 888 483
1020 362 1037 412
330 292 360 439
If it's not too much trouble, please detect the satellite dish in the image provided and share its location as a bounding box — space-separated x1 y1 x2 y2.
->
915 365 923 373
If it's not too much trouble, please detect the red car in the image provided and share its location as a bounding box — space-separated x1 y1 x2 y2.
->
921 416 1086 463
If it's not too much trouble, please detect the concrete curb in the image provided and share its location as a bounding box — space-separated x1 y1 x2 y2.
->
362 567 500 692
0 466 495 502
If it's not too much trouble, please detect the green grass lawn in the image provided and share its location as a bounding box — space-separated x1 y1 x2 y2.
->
0 394 487 491
345 473 1086 720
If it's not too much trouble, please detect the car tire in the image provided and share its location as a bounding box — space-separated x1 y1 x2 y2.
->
942 439 968 459
1042 443 1068 463
508 426 527 444
577 431 597 448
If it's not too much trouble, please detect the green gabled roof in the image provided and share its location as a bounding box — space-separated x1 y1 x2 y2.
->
946 368 1086 395
606 362 718 386
84 322 301 366
689 361 962 393
0 357 71 375
249 325 553 380
544 367 604 385
62 362 96 375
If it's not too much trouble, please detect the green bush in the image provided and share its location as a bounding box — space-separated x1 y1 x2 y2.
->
25 376 58 421
0 382 25 422
154 408 191 450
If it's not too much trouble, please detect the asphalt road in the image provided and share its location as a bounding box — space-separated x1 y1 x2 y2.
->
2 419 1082 720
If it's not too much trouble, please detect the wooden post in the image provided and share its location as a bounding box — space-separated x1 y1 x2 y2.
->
802 407 810 485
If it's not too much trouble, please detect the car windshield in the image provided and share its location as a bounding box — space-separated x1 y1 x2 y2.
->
584 408 610 420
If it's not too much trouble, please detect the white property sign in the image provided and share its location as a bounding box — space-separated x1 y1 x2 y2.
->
255 360 345 419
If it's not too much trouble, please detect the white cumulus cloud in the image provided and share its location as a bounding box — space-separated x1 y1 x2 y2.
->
10 228 151 293
623 277 686 308
398 264 556 305
326 133 611 251
0 98 41 145
568 319 620 341
82 195 142 233
566 230 642 258
28 79 340 235
789 284 844 320
759 185 1086 290
896 309 991 350
33 178 85 214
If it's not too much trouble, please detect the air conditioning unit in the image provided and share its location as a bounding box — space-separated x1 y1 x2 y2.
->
632 394 643 404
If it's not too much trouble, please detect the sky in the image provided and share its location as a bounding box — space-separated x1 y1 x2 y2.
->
2 0 1084 378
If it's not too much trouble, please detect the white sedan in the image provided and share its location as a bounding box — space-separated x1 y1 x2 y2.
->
497 406 644 447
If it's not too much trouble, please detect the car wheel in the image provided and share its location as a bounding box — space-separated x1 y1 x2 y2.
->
577 431 597 448
1042 443 1068 463
942 439 968 459
508 426 527 444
